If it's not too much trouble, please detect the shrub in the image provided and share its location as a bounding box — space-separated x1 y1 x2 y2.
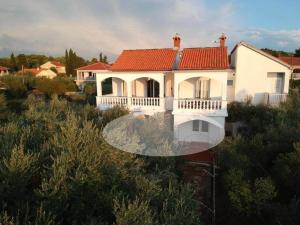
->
0 75 27 98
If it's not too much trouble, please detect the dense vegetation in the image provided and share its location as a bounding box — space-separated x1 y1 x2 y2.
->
261 47 300 57
0 93 202 225
1 74 300 224
216 90 300 225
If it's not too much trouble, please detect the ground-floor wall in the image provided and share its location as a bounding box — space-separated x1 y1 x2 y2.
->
173 114 225 144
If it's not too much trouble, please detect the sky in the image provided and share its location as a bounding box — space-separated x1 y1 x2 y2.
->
0 0 299 61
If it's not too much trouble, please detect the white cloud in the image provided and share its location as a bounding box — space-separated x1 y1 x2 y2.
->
0 0 299 60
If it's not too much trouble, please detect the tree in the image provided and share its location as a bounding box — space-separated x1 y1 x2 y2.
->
9 53 17 72
0 94 203 225
91 58 98 63
64 49 86 77
295 48 300 57
99 52 108 63
65 49 69 75
16 54 28 70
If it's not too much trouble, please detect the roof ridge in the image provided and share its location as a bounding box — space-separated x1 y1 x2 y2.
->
122 48 174 51
183 47 227 50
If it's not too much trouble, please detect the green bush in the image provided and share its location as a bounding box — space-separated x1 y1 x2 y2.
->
0 96 202 225
0 75 27 98
35 77 77 97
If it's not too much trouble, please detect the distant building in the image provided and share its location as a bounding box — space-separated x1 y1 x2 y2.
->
278 56 300 80
0 66 9 75
40 61 66 74
21 68 57 79
75 62 111 90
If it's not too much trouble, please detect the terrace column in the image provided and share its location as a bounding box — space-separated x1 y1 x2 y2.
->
158 76 165 109
97 80 102 97
221 77 227 109
127 81 132 107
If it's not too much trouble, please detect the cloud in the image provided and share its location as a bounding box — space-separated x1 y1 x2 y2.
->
0 0 299 60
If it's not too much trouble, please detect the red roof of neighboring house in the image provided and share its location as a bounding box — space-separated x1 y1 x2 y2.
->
22 68 40 75
20 68 47 75
76 62 111 71
178 47 229 70
51 61 64 67
278 56 300 66
111 49 177 71
0 66 8 70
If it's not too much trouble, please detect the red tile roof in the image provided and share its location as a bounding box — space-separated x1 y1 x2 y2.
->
76 62 111 71
178 47 229 70
111 49 177 71
51 61 64 67
278 56 300 66
19 68 47 75
0 66 8 71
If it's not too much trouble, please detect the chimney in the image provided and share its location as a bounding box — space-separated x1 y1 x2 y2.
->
173 33 181 50
219 33 227 47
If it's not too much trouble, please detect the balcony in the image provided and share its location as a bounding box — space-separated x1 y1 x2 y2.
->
265 93 287 106
97 96 226 115
97 96 165 112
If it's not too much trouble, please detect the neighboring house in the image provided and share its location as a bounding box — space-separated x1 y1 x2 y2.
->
75 62 111 90
21 68 57 79
230 42 292 105
40 61 66 74
0 66 9 75
277 56 300 80
95 34 292 146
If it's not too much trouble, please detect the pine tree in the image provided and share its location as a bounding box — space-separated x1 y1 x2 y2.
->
103 55 108 63
9 53 17 72
16 54 28 70
65 49 69 75
99 53 103 62
295 48 300 57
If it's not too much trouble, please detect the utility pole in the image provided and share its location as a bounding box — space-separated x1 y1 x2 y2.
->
211 161 216 225
187 160 218 225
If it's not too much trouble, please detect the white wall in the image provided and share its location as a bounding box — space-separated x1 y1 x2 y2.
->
133 79 147 97
232 44 291 104
175 71 228 101
36 69 57 79
165 73 174 97
174 114 225 144
226 72 236 102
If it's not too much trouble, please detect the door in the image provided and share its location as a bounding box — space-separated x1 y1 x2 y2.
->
195 79 210 99
147 80 159 97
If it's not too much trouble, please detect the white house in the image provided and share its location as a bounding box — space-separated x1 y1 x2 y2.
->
22 68 57 79
75 62 111 90
96 34 231 145
230 42 292 105
40 61 66 74
0 66 9 75
95 34 292 148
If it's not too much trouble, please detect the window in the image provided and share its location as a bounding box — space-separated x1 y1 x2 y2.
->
201 121 209 132
192 120 209 132
267 73 284 93
227 80 234 86
192 120 199 131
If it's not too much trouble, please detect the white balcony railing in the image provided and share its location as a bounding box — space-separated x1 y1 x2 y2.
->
174 99 225 111
97 96 128 107
267 93 287 106
97 96 227 113
131 97 161 107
